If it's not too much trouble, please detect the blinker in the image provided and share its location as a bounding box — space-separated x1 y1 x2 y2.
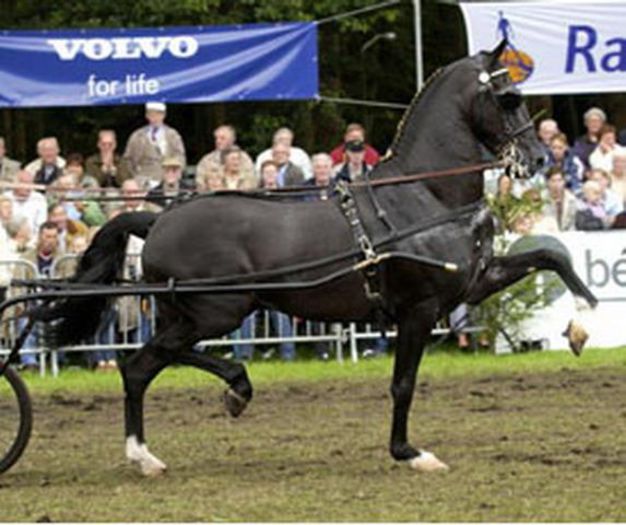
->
497 91 522 110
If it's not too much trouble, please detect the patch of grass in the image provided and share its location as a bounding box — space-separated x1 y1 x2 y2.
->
3 356 626 522
18 346 626 396
2 347 626 522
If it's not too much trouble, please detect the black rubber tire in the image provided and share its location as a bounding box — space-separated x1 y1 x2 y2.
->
0 367 33 474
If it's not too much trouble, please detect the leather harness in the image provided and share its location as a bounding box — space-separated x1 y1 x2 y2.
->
335 178 391 327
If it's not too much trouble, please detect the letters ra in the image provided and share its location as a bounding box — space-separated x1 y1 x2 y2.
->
566 25 626 73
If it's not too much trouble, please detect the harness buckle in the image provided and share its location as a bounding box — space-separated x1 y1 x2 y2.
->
358 235 377 261
500 142 527 179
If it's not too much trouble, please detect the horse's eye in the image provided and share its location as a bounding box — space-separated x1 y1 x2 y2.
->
497 91 522 111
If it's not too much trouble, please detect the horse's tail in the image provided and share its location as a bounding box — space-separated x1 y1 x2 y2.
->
33 211 158 346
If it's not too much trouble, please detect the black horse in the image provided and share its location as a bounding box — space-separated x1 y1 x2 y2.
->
36 42 596 475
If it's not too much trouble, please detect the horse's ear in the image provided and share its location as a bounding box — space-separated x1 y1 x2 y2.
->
486 39 507 70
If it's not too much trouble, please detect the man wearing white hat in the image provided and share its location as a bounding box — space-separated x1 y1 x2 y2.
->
123 101 186 189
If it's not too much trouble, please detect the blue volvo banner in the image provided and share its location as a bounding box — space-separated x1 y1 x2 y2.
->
0 22 319 107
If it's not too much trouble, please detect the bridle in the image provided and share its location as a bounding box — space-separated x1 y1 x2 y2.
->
477 67 534 179
499 141 528 179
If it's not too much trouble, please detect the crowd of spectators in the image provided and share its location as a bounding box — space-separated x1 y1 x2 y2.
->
491 107 626 234
0 102 381 370
1 101 625 370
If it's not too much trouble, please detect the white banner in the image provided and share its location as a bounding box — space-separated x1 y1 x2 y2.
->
497 231 626 352
460 1 626 95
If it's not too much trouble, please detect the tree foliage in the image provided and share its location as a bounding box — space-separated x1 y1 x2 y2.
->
476 195 563 352
0 0 467 163
2 0 624 162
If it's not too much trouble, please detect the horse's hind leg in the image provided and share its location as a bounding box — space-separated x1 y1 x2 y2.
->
168 294 257 416
121 315 253 476
174 350 252 417
121 319 198 476
121 340 172 476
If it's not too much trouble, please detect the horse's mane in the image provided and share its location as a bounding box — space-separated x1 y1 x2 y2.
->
375 66 446 170
386 67 445 157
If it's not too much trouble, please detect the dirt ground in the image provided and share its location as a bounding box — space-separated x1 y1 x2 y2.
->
1 365 626 522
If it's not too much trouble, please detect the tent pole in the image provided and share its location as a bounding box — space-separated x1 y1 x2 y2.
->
413 0 424 92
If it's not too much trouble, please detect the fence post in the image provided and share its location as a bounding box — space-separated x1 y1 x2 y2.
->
51 350 59 378
334 323 344 363
39 350 46 377
349 322 359 363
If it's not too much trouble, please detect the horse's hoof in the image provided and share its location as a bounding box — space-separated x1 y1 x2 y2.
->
562 320 588 357
140 460 167 477
409 451 449 472
126 436 167 477
223 388 248 418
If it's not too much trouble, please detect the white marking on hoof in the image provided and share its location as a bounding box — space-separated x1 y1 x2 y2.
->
574 295 594 312
409 450 449 472
126 436 167 477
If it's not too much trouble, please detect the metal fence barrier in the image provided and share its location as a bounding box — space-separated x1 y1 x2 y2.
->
0 256 483 376
0 258 48 376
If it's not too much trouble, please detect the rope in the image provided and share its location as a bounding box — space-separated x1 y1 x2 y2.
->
316 0 402 25
318 96 408 110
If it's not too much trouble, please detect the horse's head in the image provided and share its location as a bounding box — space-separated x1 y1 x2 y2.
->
468 40 544 176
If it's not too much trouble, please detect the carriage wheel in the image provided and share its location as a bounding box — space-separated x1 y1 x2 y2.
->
0 366 33 474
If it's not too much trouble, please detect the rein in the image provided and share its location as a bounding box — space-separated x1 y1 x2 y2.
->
52 161 502 203
365 161 500 188
263 160 499 192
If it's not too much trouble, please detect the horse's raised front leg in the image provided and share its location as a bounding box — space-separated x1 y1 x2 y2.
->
466 248 598 354
390 300 448 472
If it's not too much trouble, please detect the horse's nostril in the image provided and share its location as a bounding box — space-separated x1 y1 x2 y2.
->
535 156 545 169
